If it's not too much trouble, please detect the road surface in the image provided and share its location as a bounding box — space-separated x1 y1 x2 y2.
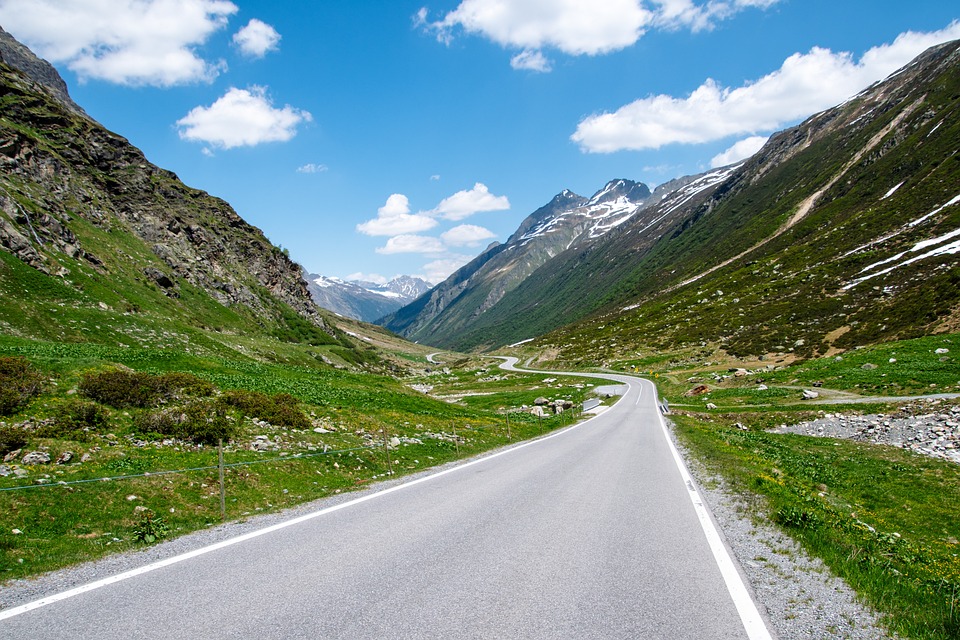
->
0 359 772 639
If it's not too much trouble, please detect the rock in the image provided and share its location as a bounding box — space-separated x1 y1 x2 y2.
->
3 448 22 463
861 363 878 370
56 451 73 464
21 451 51 465
802 390 820 400
734 369 749 377
935 348 950 354
80 452 92 463
534 397 550 406
530 406 547 417
706 403 718 410
756 384 769 391
313 427 331 434
0 464 10 476
685 384 710 397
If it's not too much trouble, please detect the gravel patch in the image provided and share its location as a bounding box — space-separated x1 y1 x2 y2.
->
772 398 960 464
669 422 899 640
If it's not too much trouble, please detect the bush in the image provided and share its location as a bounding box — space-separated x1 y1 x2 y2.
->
134 400 236 445
0 426 27 456
0 356 43 416
219 390 310 428
78 370 215 409
37 399 109 441
79 370 167 408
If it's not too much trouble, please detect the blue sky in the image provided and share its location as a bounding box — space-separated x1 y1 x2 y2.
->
1 1 958 284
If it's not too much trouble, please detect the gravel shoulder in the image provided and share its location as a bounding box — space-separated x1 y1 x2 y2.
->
668 421 899 640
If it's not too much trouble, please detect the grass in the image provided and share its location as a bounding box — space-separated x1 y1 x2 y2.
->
0 339 586 582
671 412 960 639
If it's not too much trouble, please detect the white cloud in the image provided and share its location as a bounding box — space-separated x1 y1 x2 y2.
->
176 86 312 149
233 18 281 58
0 0 237 86
430 174 441 181
511 49 552 72
422 0 780 70
572 21 960 152
425 0 652 56
376 235 446 255
710 135 768 167
441 224 497 247
420 256 474 284
357 194 438 236
297 163 328 174
431 183 510 221
652 0 780 32
346 272 388 285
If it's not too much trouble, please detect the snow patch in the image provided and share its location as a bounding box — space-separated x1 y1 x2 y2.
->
881 182 904 200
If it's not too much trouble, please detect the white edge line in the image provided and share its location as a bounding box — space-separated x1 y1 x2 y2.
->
647 379 774 640
0 401 607 622
497 358 771 639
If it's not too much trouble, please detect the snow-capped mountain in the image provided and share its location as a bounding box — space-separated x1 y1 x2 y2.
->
306 273 431 322
380 179 656 343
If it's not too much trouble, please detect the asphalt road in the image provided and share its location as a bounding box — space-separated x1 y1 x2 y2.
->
0 359 772 639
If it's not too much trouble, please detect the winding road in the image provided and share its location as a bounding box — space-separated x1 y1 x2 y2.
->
0 358 773 639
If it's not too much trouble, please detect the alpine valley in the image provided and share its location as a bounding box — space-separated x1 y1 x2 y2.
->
2 23 960 640
384 40 960 365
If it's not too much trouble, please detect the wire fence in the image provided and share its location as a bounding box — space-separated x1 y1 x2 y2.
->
0 445 371 493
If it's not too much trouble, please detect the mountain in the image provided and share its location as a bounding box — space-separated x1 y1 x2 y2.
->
0 29 375 365
380 179 653 343
306 273 431 322
387 40 960 359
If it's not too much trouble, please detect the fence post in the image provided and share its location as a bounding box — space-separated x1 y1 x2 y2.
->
452 423 460 456
381 426 393 475
218 439 226 523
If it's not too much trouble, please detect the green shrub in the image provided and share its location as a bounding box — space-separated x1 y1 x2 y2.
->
78 370 215 409
134 399 236 445
0 356 43 416
132 508 169 544
0 425 27 456
219 389 310 428
79 370 167 408
37 399 109 441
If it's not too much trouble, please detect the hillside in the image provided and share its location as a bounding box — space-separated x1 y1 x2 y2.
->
0 33 390 368
392 40 960 359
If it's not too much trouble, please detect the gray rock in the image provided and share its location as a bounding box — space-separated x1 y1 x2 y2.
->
21 451 51 465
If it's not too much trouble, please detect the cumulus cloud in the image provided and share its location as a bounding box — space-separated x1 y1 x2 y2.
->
376 235 446 255
431 183 510 221
0 0 237 86
441 224 497 247
176 86 312 149
710 135 768 167
233 18 281 57
357 194 438 236
420 0 780 70
424 0 652 56
572 21 960 152
652 0 780 32
296 163 328 174
511 49 552 72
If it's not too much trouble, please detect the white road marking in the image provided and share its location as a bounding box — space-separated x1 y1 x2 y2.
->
0 411 603 621
646 378 773 640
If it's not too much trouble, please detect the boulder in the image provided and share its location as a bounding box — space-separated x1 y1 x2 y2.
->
21 451 51 465
802 390 820 400
685 384 710 397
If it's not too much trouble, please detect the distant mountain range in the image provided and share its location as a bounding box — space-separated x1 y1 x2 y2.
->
306 274 431 322
383 39 960 361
